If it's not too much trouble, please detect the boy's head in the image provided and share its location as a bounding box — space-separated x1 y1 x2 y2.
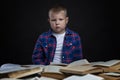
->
48 4 69 34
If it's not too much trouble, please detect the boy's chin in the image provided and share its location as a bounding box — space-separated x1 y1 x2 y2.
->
54 30 65 34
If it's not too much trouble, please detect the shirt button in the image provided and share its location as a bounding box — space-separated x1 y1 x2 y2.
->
45 45 47 47
70 43 72 45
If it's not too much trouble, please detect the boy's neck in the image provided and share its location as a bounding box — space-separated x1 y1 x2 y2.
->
52 31 66 35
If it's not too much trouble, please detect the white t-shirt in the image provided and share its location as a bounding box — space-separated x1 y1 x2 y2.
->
52 32 66 63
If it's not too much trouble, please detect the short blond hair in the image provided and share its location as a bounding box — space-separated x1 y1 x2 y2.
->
48 4 68 17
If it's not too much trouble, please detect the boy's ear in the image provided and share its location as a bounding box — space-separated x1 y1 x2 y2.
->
48 18 50 23
66 17 69 23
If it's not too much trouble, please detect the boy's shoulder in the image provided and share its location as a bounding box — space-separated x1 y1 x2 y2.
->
37 31 50 42
40 31 50 36
66 28 79 35
39 29 51 36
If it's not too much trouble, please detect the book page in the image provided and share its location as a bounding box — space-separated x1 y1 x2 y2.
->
0 78 23 80
103 72 120 77
0 63 44 74
91 59 120 67
0 63 21 68
67 59 90 67
105 60 120 66
63 75 82 80
80 74 104 80
1 77 57 80
91 62 106 66
50 62 68 66
64 74 104 80
43 65 63 74
61 65 98 72
0 63 26 73
37 77 58 80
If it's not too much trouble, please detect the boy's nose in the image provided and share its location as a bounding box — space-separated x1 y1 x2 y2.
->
55 20 59 25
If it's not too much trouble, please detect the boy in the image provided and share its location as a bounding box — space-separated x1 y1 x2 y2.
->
32 4 83 65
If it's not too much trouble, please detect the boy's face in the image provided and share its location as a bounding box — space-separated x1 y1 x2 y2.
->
48 10 68 34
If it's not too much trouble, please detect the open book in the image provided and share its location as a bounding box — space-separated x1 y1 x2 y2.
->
60 59 103 75
41 65 67 80
0 63 43 78
41 59 91 79
91 59 120 72
1 76 57 80
98 73 120 80
37 76 58 80
50 62 68 66
63 74 104 80
91 59 120 68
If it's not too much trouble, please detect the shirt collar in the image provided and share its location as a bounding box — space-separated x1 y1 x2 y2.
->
48 28 72 37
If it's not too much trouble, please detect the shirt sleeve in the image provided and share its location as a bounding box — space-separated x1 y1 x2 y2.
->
73 33 83 60
32 36 47 65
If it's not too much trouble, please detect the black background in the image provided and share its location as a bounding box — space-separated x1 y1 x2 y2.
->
1 0 119 65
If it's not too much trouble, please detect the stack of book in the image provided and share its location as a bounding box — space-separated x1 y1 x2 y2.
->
0 59 120 80
0 63 43 79
40 59 120 80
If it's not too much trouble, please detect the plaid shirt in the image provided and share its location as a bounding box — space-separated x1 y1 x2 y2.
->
32 28 83 65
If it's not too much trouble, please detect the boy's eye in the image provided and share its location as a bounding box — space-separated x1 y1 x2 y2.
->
51 19 56 21
59 19 64 21
50 18 64 21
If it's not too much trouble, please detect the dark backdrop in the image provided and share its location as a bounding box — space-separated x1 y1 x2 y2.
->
1 0 119 65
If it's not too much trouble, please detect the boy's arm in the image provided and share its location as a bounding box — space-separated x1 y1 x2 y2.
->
32 36 46 65
73 34 83 60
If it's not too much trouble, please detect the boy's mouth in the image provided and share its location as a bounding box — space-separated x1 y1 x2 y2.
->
56 26 61 29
